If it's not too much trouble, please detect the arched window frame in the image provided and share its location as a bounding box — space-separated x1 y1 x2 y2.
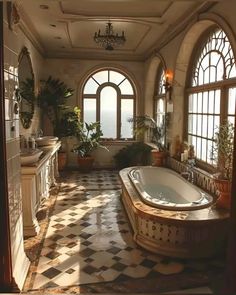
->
186 27 236 170
82 69 136 140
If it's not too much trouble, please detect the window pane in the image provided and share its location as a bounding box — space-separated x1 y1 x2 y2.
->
121 99 134 138
93 70 108 84
228 116 235 127
83 99 96 125
214 90 221 114
196 137 201 159
197 115 202 136
192 114 197 134
119 79 134 94
189 94 193 112
228 87 236 115
201 138 207 161
159 69 166 95
84 78 99 94
202 115 208 137
207 140 214 164
198 92 202 113
188 114 193 133
208 115 214 138
110 70 125 85
208 91 214 113
193 93 197 113
100 86 117 138
202 91 208 113
214 115 220 131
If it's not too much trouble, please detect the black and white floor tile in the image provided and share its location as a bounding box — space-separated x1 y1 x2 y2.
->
23 170 224 293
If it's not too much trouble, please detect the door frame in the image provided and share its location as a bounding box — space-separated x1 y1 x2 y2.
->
0 2 14 292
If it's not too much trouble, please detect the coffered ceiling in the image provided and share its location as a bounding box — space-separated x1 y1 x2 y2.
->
16 0 217 61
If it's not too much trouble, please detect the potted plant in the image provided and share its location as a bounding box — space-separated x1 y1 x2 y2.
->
72 107 108 172
128 115 167 166
211 121 234 209
114 142 152 169
37 76 74 170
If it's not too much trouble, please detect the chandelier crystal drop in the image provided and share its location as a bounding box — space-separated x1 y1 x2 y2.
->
94 22 126 51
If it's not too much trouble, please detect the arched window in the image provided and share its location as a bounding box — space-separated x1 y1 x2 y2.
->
82 69 135 139
187 28 236 166
154 67 166 145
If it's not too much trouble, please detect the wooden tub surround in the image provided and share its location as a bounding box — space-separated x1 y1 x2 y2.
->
119 167 229 259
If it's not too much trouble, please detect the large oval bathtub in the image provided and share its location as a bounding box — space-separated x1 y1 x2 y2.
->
129 166 213 210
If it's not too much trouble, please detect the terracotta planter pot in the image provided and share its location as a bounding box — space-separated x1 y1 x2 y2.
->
58 152 67 171
214 178 231 210
77 156 94 172
151 150 166 167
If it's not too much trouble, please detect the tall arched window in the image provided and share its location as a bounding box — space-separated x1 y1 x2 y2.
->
154 66 166 145
82 69 135 139
187 28 236 166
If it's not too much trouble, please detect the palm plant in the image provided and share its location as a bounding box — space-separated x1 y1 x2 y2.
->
37 76 74 137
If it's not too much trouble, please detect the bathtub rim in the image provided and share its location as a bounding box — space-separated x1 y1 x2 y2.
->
119 166 229 225
128 166 213 211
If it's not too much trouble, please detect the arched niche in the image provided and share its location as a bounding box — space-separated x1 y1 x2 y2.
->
18 47 35 129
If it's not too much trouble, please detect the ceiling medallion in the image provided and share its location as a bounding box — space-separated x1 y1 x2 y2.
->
94 22 126 51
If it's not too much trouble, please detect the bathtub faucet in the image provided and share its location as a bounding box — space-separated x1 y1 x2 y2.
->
180 165 195 184
180 170 194 183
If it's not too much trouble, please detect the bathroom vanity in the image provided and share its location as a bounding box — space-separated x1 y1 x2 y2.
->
21 142 61 237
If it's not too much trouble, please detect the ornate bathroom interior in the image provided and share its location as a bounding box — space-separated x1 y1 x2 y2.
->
1 1 236 294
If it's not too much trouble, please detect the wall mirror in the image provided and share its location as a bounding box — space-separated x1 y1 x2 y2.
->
18 47 35 129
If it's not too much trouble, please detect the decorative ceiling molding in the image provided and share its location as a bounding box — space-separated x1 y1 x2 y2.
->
145 1 218 59
65 19 152 52
59 1 172 18
16 1 45 55
14 0 214 61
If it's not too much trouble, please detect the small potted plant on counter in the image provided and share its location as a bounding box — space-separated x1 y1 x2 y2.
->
128 115 167 166
211 120 234 210
72 107 108 172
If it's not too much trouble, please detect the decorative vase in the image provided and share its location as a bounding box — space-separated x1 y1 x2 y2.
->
151 150 166 167
77 156 94 172
58 151 67 171
214 178 231 210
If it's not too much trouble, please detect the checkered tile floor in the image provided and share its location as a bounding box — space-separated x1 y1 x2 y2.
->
23 170 222 292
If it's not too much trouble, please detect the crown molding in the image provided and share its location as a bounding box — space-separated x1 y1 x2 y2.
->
16 1 45 56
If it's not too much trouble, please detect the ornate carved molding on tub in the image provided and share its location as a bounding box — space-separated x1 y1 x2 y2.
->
166 157 217 196
119 166 229 259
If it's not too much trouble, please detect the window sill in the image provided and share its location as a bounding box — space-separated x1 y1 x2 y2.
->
101 139 137 145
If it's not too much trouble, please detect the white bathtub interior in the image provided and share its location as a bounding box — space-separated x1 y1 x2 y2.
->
129 166 213 210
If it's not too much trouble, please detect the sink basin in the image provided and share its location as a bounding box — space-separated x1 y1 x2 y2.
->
35 136 58 147
20 149 43 165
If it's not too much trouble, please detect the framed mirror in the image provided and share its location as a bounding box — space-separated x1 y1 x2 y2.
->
18 47 35 129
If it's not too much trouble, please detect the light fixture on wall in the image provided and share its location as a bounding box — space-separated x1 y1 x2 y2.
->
164 70 173 101
94 21 126 51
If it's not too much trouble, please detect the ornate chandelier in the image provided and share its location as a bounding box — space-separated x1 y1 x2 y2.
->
94 22 126 51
